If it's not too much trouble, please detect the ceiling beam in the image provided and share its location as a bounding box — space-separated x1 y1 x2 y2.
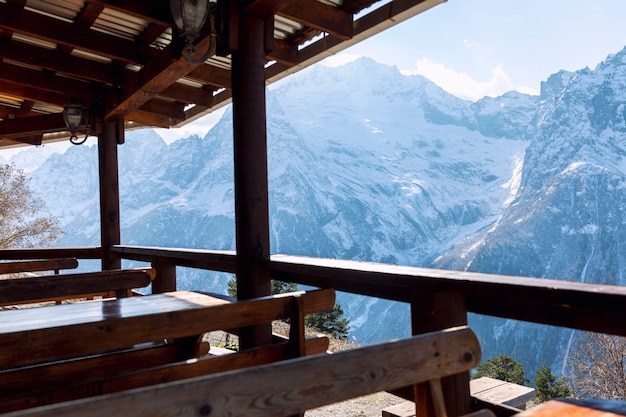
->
277 0 353 40
0 62 104 104
0 113 66 139
87 1 174 27
160 84 215 107
0 37 121 86
0 2 153 65
268 39 298 66
186 64 232 89
104 32 214 121
126 109 172 129
238 0 289 17
0 105 40 120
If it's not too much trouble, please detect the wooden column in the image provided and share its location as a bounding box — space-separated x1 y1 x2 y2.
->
231 12 272 349
410 290 472 417
98 121 122 272
151 257 176 293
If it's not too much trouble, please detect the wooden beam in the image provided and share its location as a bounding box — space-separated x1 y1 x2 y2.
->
0 113 67 139
0 36 121 85
87 0 174 26
104 33 214 121
0 2 153 65
268 39 298 66
0 61 104 102
186 63 233 89
140 99 186 122
160 83 214 107
0 81 68 108
125 109 172 128
277 0 353 40
0 105 40 119
238 0 289 17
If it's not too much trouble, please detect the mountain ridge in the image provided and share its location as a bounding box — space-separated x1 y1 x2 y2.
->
17 47 626 376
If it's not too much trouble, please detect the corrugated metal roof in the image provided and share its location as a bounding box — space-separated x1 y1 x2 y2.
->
0 0 446 148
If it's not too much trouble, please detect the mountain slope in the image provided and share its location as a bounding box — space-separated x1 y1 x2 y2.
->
24 51 626 375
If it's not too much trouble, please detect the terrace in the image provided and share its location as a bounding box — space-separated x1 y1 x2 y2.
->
0 1 624 416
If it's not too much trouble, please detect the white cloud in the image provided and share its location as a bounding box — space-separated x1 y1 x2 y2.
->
401 58 538 101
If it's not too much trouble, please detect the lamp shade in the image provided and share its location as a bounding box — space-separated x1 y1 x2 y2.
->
63 102 83 131
170 0 209 37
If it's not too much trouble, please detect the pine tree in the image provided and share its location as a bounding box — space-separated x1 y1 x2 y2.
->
474 355 528 386
535 365 571 402
305 303 350 339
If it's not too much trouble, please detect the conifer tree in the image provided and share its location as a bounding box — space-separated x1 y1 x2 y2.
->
474 355 528 386
535 365 571 402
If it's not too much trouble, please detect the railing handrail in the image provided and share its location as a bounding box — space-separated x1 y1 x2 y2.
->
5 245 626 337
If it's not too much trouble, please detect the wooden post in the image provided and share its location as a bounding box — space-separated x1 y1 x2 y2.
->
151 257 177 293
98 121 122 273
410 290 472 417
231 12 272 349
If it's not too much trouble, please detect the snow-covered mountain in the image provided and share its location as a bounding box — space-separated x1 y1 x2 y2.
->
22 49 626 376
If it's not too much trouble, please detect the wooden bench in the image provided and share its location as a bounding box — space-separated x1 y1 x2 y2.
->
0 326 481 417
0 289 335 412
0 268 155 307
0 258 78 275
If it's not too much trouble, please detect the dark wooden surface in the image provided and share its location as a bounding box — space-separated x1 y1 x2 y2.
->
3 326 480 417
0 258 78 274
269 254 626 337
0 289 334 369
0 268 154 306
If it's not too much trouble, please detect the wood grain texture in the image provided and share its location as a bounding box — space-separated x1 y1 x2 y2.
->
0 268 154 306
0 258 78 274
4 326 479 417
0 289 334 369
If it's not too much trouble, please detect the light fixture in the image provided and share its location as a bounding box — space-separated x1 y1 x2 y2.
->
63 102 88 145
170 0 214 64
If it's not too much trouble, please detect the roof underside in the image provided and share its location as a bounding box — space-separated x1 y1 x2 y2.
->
0 0 445 149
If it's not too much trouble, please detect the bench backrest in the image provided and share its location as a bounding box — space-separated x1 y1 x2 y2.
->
1 326 480 417
0 258 78 275
0 289 335 412
0 267 155 307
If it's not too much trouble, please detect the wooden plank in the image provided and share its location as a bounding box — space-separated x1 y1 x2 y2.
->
4 327 480 417
112 246 237 273
269 254 626 337
277 0 353 40
0 2 153 65
0 336 329 412
0 268 154 306
0 289 334 369
0 247 101 260
0 258 78 274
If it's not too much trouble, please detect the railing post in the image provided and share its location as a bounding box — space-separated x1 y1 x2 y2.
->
410 290 471 417
151 257 177 293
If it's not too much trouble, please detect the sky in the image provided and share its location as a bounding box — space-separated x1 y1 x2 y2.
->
155 0 626 143
3 0 626 157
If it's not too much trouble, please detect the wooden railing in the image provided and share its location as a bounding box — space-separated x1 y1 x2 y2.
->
2 244 626 415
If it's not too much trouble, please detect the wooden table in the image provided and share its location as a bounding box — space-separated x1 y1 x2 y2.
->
0 289 335 370
517 399 626 417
